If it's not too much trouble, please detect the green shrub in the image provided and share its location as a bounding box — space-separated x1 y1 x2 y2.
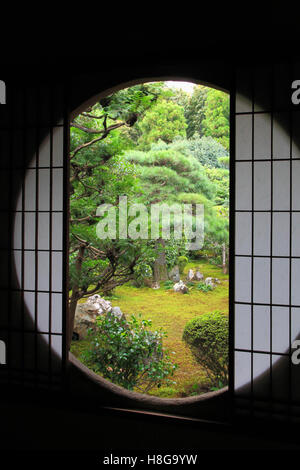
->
84 312 177 393
196 282 213 292
163 280 174 290
182 311 228 387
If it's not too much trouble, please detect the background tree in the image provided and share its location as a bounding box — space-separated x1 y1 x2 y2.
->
202 88 230 150
69 80 230 343
68 83 165 345
184 85 208 139
137 99 187 149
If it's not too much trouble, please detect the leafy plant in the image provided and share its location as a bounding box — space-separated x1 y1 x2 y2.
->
84 312 178 393
182 311 228 387
196 282 213 292
210 380 225 391
163 280 174 290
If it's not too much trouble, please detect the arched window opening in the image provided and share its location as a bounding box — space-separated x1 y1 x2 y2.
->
69 79 230 399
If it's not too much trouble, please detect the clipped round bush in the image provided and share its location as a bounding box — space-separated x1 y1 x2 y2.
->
182 311 228 387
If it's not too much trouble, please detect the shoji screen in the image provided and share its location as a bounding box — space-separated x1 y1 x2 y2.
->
0 82 68 390
234 61 300 422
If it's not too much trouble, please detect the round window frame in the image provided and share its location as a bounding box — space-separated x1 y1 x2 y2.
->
68 75 230 419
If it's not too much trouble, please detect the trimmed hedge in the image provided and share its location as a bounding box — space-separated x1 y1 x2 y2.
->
182 311 228 387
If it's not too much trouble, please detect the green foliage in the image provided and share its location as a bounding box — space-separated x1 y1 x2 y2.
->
182 311 228 386
84 312 177 393
184 85 208 139
163 280 174 290
133 262 153 287
201 89 230 150
205 167 229 207
196 282 213 292
137 99 187 149
179 135 229 168
125 145 215 203
69 83 167 301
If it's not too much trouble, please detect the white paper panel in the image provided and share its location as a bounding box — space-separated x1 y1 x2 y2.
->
52 252 63 292
273 112 290 159
51 293 62 334
235 162 252 210
13 212 22 249
52 169 63 211
53 127 64 167
292 259 300 305
37 292 49 332
253 162 271 210
253 212 270 256
272 258 290 305
24 212 36 250
272 212 290 257
272 307 289 353
253 257 270 304
235 257 252 303
292 212 300 257
235 304 252 350
254 113 271 159
235 351 252 395
38 212 50 250
38 169 50 211
253 305 270 351
38 251 49 291
24 251 35 291
273 161 290 211
292 161 300 210
292 307 300 341
235 212 252 255
52 212 63 251
236 114 252 159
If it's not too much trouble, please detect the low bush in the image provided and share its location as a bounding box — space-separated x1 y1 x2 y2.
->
196 282 213 292
83 312 177 393
182 311 228 387
163 280 174 290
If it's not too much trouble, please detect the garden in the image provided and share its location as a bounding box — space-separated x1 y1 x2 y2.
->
69 81 230 398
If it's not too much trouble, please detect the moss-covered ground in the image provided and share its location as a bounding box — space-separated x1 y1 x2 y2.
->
71 260 229 398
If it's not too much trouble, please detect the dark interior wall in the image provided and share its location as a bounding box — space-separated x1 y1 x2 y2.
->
1 38 300 452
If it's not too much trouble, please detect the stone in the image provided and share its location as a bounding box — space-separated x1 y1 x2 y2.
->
186 269 195 281
73 294 113 339
168 265 180 282
73 303 98 340
194 270 204 281
86 294 112 314
111 306 126 321
152 282 160 290
205 277 216 288
173 280 189 294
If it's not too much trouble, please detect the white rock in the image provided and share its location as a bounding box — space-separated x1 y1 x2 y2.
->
173 280 189 294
